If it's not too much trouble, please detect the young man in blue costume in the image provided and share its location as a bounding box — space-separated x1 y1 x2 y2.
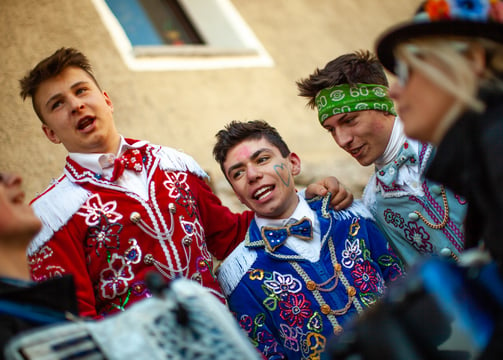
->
212 120 404 359
296 51 467 266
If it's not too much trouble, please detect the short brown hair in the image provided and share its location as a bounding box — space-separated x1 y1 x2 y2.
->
213 120 291 179
19 47 100 122
296 50 389 109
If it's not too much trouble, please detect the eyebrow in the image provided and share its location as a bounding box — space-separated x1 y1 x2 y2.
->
44 80 90 108
226 148 269 178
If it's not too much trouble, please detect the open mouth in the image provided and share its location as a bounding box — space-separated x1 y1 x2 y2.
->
77 116 96 130
253 185 274 200
349 145 364 157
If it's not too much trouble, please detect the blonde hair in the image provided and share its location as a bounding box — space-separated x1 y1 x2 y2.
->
395 38 503 143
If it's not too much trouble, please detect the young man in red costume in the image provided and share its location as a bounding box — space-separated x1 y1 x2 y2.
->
19 48 351 319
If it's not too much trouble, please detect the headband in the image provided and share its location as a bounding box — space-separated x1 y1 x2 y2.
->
315 84 396 124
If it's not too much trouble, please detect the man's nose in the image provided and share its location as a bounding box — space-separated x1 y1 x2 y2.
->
247 164 262 183
71 98 85 114
334 129 353 148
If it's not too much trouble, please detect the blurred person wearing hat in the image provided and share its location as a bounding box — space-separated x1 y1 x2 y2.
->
297 50 467 267
376 0 503 273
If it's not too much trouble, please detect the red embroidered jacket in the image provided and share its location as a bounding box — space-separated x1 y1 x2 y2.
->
28 139 253 319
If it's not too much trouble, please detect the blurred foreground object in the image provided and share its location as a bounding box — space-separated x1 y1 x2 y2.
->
4 275 261 360
327 250 503 360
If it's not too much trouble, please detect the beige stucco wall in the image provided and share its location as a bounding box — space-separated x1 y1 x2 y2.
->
0 0 421 211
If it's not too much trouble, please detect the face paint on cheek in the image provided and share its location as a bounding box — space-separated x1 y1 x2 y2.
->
274 162 291 187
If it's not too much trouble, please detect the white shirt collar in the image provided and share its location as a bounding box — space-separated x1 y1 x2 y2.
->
255 194 315 229
68 136 146 174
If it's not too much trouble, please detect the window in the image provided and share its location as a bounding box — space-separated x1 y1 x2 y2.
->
92 0 274 70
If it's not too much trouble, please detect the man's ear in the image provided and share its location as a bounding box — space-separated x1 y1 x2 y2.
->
42 124 61 144
288 152 301 176
103 91 114 112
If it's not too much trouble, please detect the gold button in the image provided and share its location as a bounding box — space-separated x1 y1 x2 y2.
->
333 325 343 335
306 281 317 291
334 263 342 272
183 237 192 246
347 286 356 297
130 212 141 224
320 304 331 315
199 260 207 268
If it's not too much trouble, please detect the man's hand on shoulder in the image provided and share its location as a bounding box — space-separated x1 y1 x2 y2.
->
304 176 353 210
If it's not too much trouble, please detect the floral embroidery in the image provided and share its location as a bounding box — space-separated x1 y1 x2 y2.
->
130 280 151 297
181 217 210 261
306 332 327 360
307 312 324 333
86 214 123 256
351 261 382 294
163 172 189 198
124 238 141 264
99 254 134 299
264 271 302 298
279 293 313 327
77 194 122 226
279 324 302 352
341 238 362 268
383 208 405 229
404 221 434 253
249 269 265 281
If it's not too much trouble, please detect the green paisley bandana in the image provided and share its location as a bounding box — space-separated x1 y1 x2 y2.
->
315 84 396 124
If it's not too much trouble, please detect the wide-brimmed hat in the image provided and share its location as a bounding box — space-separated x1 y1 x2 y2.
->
376 0 503 74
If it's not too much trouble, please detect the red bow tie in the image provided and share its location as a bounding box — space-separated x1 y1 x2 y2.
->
110 148 144 181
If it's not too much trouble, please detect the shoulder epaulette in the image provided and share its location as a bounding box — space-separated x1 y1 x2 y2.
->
217 242 257 297
28 176 91 256
156 146 208 180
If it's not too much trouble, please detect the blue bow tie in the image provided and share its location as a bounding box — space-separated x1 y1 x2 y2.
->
261 217 313 252
376 142 418 187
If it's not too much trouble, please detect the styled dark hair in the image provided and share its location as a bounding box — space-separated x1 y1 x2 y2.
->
213 120 291 177
296 50 389 109
19 47 100 122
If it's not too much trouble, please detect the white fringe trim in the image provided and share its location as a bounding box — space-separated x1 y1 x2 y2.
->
28 178 91 256
334 200 374 221
217 242 257 297
157 147 208 180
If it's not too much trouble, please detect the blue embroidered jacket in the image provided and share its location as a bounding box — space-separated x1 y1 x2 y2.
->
217 197 404 360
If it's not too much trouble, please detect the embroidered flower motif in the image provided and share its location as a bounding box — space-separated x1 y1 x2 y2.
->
449 0 490 21
124 238 141 264
264 271 302 298
384 208 405 229
307 312 324 333
86 215 123 256
306 332 327 359
404 221 434 253
425 0 500 21
176 187 197 217
99 254 134 299
163 172 189 198
238 314 253 334
426 0 451 19
279 323 302 351
351 261 382 293
180 217 209 260
490 1 503 21
279 293 313 327
130 280 151 297
249 268 265 281
77 194 123 226
341 238 362 268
